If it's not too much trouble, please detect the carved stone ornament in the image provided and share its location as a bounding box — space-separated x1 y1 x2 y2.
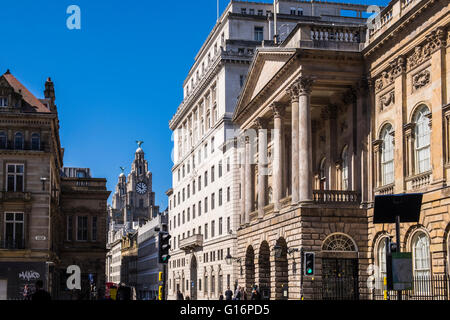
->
412 69 431 91
254 117 268 130
379 90 395 110
271 102 286 118
287 76 314 100
407 45 432 71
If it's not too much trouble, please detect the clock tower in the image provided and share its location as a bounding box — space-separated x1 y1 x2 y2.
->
108 141 159 228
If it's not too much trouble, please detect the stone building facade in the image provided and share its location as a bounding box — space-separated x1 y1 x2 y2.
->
167 0 371 300
232 0 450 300
0 71 110 300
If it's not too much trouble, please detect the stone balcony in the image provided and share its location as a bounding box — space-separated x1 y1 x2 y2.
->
312 190 361 205
179 234 203 252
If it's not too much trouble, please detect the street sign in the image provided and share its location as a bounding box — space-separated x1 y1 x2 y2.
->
392 252 413 291
373 194 422 224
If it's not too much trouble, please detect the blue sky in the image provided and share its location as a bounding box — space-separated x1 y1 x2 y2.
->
0 0 388 209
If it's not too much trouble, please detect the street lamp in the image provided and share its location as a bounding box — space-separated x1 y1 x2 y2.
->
225 253 241 265
273 245 282 258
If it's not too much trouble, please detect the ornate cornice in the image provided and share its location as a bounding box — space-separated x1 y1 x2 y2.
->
271 102 286 118
254 117 268 130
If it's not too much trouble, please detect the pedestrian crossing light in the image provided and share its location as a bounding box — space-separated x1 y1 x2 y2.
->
304 252 315 276
158 232 171 264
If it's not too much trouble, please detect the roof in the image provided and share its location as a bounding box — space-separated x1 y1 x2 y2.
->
1 71 51 113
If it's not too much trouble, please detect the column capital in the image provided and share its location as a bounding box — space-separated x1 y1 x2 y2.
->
254 117 269 130
271 102 286 119
287 76 314 101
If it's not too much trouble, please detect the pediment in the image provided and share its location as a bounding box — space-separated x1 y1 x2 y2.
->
235 50 296 121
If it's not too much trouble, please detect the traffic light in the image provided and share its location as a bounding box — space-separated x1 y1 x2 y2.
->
304 252 315 276
158 232 171 264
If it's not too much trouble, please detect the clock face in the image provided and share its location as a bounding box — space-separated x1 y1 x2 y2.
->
136 182 148 194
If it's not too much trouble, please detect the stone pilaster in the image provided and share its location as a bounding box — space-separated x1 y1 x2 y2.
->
255 117 269 219
271 102 285 212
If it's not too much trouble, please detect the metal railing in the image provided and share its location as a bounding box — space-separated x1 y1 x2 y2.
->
312 275 450 300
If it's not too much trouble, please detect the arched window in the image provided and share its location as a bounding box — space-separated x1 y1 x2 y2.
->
319 158 327 190
377 237 388 281
0 131 6 149
341 146 349 190
14 132 23 150
381 125 394 185
412 231 431 278
414 106 431 174
31 133 40 151
322 233 357 252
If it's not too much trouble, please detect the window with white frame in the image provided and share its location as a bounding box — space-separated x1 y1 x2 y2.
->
341 146 349 190
254 27 264 41
414 106 431 174
4 212 24 249
6 164 24 192
381 125 394 185
412 231 431 278
377 237 388 281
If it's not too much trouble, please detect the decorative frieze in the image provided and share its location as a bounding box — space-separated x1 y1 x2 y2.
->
412 69 431 91
379 90 395 111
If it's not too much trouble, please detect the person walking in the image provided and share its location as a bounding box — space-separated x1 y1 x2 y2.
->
224 287 233 300
176 290 184 300
251 285 261 300
233 286 241 300
31 280 51 301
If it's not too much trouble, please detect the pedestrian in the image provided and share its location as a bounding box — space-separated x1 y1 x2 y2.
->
241 287 247 300
251 285 261 300
31 280 51 301
185 295 190 300
233 286 241 300
219 293 224 300
176 290 184 300
23 284 32 300
224 287 233 300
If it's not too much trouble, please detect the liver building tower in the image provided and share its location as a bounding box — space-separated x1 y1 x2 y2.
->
109 142 159 228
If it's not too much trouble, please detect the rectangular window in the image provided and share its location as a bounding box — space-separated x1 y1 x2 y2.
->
211 193 215 210
192 180 196 195
6 164 24 192
218 161 222 177
219 189 223 206
219 217 223 235
77 216 88 241
227 187 230 202
254 27 264 41
187 184 190 198
205 223 208 240
211 220 215 238
227 217 231 233
198 176 201 191
241 8 246 14
67 216 73 241
204 171 208 187
198 201 202 216
0 97 8 107
258 9 263 15
249 8 254 15
4 213 24 249
204 197 208 213
182 211 185 224
211 137 215 153
211 166 215 183
204 144 208 159
227 157 230 172
92 216 97 241
193 204 196 219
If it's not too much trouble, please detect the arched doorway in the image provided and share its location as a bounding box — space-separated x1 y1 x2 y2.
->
245 246 255 299
190 255 197 300
274 238 288 300
321 233 359 300
258 241 271 300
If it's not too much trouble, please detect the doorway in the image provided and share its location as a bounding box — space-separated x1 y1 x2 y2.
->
321 258 359 300
190 256 197 300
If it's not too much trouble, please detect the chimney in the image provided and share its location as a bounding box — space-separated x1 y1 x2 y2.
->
44 77 56 111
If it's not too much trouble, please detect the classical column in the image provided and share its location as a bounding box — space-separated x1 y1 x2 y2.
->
240 146 246 227
297 76 314 204
403 123 415 177
287 83 300 204
245 136 253 224
271 102 285 212
255 118 268 219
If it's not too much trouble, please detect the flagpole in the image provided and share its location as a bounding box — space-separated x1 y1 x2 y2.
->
217 0 219 21
273 0 277 43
